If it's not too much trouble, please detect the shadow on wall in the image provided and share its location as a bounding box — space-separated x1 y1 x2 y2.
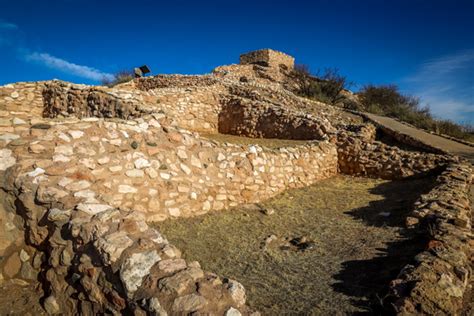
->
217 98 329 140
331 175 439 314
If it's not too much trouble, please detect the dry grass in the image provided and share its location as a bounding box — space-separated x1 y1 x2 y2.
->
154 175 436 315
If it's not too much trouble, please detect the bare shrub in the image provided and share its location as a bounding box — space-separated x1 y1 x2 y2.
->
359 84 473 140
101 70 134 87
291 65 351 104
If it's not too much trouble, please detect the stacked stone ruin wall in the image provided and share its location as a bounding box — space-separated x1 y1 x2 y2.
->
218 96 333 140
0 92 338 314
143 86 225 133
1 72 473 315
135 74 219 90
239 49 295 70
389 162 472 315
0 81 46 122
337 130 454 180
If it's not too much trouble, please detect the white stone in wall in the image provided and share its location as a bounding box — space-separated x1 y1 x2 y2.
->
169 208 181 217
27 167 45 177
190 155 202 168
109 165 123 172
202 201 211 211
126 169 145 177
225 307 242 316
160 172 171 180
68 130 84 139
12 117 26 125
109 139 122 146
74 190 96 200
145 167 158 179
180 163 191 175
217 153 226 161
97 156 110 165
76 203 113 215
95 231 134 264
177 149 188 160
0 133 20 141
54 145 73 156
120 250 161 296
134 158 151 169
118 185 138 194
53 154 70 162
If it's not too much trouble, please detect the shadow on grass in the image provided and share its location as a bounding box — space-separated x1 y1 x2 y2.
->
332 176 438 315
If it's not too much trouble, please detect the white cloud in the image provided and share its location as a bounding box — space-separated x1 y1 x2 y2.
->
0 20 17 30
26 52 114 82
402 50 474 124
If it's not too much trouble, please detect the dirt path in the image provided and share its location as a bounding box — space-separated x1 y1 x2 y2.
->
156 176 436 315
364 113 474 163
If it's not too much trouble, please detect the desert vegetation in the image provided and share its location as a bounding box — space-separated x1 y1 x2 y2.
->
292 64 473 142
291 65 351 104
357 84 474 141
101 69 134 87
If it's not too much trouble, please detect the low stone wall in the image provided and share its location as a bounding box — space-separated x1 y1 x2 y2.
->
143 85 225 133
1 170 254 314
135 74 219 90
42 81 155 119
389 162 472 315
337 127 454 179
0 111 337 314
1 61 472 315
219 96 333 140
0 81 46 124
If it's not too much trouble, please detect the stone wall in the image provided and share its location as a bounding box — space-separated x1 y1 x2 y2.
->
218 96 333 140
0 111 337 314
1 55 472 315
2 167 254 314
42 81 155 119
239 49 295 70
140 85 225 133
337 126 454 180
389 162 472 315
0 81 46 125
135 74 218 90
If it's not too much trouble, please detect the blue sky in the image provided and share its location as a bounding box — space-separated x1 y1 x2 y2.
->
0 0 473 124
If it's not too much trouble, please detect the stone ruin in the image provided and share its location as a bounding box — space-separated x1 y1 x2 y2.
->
0 49 472 315
239 49 295 70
